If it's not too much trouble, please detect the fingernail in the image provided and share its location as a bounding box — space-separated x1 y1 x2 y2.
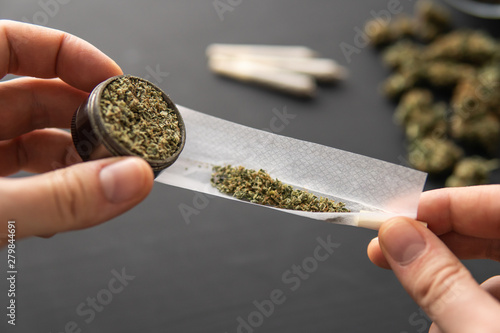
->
381 218 426 266
369 237 379 248
99 158 145 203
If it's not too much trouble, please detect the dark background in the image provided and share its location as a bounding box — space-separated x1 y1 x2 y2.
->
1 1 499 332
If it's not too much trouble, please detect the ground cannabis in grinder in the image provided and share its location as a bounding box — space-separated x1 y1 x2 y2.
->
211 165 350 213
99 76 182 161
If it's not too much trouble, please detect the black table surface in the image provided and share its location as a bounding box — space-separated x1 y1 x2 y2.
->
1 1 499 332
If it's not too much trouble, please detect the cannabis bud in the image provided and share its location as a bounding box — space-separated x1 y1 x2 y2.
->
368 0 500 187
445 157 499 187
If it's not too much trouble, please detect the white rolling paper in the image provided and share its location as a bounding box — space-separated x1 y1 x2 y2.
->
155 105 427 230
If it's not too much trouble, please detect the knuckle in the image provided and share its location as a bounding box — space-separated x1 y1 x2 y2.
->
47 168 93 231
413 261 470 317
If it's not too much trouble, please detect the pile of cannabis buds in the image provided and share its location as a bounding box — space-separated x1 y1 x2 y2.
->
366 0 500 186
211 165 350 212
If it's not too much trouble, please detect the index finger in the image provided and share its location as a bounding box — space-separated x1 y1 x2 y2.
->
417 185 500 239
0 20 122 92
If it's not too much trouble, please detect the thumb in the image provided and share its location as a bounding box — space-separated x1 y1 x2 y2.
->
0 157 153 241
378 217 500 333
481 276 500 302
